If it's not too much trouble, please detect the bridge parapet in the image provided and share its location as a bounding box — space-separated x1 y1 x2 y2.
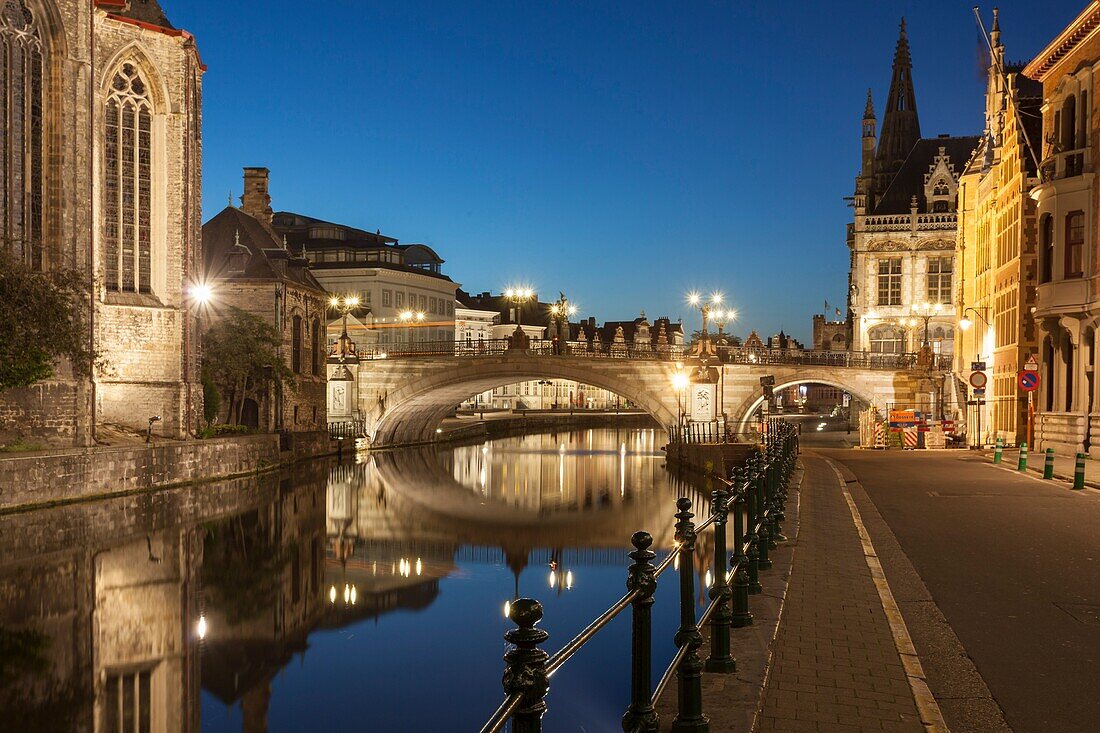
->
356 339 945 372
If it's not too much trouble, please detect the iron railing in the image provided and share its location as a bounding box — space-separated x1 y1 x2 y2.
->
328 420 367 441
478 419 799 733
358 339 945 372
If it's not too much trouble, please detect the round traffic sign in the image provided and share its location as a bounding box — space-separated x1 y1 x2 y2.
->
969 371 988 389
1018 370 1040 392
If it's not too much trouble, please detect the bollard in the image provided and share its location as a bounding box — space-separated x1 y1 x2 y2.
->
1018 442 1028 471
1044 448 1055 479
502 599 550 733
672 498 709 732
705 485 735 673
994 437 1003 464
729 468 754 627
1074 453 1086 490
622 532 659 733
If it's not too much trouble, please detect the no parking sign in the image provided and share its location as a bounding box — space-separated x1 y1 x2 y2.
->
1018 370 1040 392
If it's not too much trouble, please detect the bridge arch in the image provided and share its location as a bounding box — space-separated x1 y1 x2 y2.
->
733 373 878 429
368 354 681 446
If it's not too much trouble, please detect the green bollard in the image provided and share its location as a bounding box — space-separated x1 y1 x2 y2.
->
993 437 1003 464
1018 442 1028 472
1074 453 1086 490
1044 448 1055 479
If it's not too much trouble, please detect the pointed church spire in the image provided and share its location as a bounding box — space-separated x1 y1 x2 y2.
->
875 17 922 193
864 88 875 120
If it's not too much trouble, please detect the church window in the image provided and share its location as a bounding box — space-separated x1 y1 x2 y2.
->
1065 211 1084 278
877 258 902 306
104 63 154 293
926 257 952 303
1 0 44 269
292 315 302 373
932 201 948 213
311 318 320 375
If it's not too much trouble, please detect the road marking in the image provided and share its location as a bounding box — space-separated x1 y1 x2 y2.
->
824 458 950 733
984 460 1100 497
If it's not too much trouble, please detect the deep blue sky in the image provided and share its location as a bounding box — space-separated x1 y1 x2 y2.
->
170 1 1081 343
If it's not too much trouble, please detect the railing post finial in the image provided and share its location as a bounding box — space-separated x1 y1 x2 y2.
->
503 598 550 733
622 531 659 733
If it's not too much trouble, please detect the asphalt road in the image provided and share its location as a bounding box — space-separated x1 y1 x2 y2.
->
823 449 1100 732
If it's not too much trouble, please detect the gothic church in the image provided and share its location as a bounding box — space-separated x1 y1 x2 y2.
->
0 0 202 444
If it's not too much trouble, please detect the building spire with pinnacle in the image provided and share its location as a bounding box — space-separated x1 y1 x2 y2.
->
864 87 875 120
874 17 922 193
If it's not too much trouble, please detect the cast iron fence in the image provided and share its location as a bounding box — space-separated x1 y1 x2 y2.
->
477 418 799 733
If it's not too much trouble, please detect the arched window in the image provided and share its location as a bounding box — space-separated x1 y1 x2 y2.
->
292 315 302 373
868 325 905 354
1 0 44 269
104 62 153 293
933 180 950 196
311 318 320 375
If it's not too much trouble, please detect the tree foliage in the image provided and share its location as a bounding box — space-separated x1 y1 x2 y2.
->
202 307 293 426
0 250 92 390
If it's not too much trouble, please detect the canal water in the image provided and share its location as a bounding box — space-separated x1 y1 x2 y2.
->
0 427 716 732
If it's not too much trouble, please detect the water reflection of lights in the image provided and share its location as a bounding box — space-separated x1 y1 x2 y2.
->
331 583 359 606
197 614 208 640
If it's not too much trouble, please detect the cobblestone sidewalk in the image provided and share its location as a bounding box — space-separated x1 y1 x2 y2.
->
756 456 926 732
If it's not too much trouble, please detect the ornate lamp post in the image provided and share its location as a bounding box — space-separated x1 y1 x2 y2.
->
687 291 726 357
504 287 535 349
329 294 360 355
548 294 577 354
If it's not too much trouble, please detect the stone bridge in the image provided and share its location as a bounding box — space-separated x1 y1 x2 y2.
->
342 349 932 446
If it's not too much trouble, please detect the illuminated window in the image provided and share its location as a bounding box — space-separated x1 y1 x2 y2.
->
877 258 902 306
927 257 953 303
869 324 905 354
104 63 153 293
1 0 44 269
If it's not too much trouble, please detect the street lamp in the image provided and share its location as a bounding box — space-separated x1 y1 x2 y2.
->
958 306 990 332
399 309 426 347
329 294 360 354
898 301 942 351
548 293 577 354
672 370 690 429
712 309 737 344
504 287 535 327
687 291 726 357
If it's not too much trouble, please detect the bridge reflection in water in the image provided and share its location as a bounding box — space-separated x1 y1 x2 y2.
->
0 428 714 732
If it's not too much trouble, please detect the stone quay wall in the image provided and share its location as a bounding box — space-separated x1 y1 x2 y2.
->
0 431 336 513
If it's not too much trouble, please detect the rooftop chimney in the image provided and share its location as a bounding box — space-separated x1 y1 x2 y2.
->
241 167 273 225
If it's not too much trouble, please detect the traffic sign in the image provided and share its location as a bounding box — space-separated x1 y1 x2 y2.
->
1024 356 1039 371
969 371 988 389
1018 370 1040 392
971 361 987 371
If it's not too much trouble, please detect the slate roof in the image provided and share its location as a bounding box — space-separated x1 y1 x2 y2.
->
873 135 981 215
203 206 325 292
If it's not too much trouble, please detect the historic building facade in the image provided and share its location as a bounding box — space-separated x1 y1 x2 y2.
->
812 314 848 351
203 168 329 432
0 0 203 445
847 21 978 366
269 188 459 353
955 9 1042 446
1025 4 1100 455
